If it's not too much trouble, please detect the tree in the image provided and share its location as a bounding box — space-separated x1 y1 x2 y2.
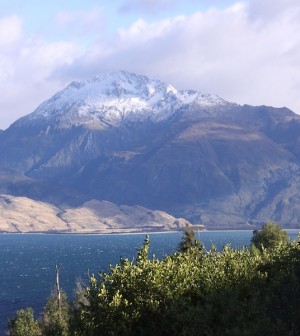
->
136 235 150 264
178 223 202 253
251 221 289 250
39 290 70 336
9 230 300 335
69 279 90 336
7 308 40 336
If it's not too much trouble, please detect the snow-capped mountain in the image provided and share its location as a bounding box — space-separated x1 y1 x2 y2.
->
1 71 300 229
24 70 227 127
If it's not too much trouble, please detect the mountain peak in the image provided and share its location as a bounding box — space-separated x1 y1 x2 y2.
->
25 70 227 127
67 70 176 100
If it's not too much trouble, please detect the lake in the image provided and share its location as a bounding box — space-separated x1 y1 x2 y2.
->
0 230 299 333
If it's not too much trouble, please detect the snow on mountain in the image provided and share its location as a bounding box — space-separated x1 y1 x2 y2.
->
27 70 227 127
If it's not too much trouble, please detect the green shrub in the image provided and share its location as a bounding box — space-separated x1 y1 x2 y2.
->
8 307 40 336
251 221 289 250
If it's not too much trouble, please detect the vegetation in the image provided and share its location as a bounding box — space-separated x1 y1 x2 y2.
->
39 291 70 336
7 223 300 336
178 223 202 252
251 221 290 250
8 308 40 336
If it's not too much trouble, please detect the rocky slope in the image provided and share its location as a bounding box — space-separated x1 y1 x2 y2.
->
1 71 300 229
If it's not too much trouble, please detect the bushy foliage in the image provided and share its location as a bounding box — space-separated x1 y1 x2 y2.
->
8 292 70 336
39 291 70 336
77 235 300 336
7 228 300 336
251 221 289 250
68 280 90 336
7 307 40 336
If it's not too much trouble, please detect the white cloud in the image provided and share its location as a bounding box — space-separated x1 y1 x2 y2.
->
1 0 300 129
246 0 300 21
58 0 300 115
0 15 81 129
0 15 22 50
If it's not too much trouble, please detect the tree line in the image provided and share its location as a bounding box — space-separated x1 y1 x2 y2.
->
7 222 300 336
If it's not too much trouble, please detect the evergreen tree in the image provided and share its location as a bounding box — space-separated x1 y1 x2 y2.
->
39 290 70 336
178 223 202 253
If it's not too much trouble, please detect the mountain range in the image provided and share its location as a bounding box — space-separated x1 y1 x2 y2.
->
1 70 300 231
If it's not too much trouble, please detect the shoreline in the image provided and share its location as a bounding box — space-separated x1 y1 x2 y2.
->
1 228 299 235
0 229 184 236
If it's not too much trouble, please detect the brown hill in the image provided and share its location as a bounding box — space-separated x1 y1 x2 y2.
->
0 195 188 233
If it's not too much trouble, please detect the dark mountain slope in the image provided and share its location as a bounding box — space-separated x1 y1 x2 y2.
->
0 71 300 228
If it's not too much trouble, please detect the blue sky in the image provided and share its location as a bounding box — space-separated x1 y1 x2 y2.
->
0 0 300 128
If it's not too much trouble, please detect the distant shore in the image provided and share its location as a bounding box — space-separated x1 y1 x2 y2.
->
0 229 183 235
1 226 298 235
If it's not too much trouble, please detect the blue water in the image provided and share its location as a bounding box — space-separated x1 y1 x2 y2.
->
0 230 298 333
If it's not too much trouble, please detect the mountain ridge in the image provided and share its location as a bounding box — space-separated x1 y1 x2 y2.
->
1 71 300 230
17 70 228 128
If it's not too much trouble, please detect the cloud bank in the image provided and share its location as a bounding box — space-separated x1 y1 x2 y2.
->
0 0 300 129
